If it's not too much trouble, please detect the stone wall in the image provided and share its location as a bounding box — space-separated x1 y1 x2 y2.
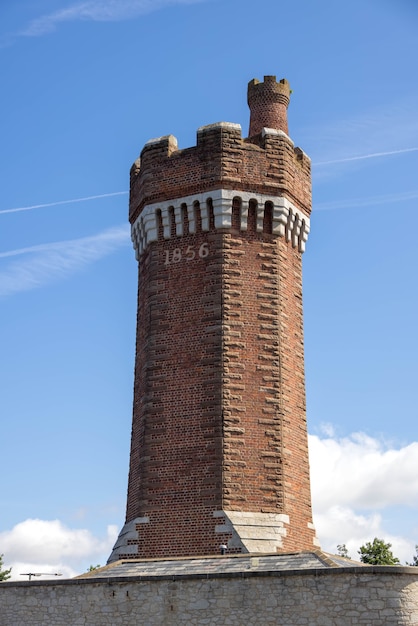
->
2 567 418 625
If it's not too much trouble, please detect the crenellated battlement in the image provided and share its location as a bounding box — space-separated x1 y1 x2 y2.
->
131 189 310 258
129 121 311 226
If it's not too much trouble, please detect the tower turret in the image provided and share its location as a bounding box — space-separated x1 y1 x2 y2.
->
247 75 290 137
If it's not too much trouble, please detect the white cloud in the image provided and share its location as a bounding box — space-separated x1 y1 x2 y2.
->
313 505 413 564
309 432 418 510
0 224 130 297
0 519 118 580
309 431 418 563
313 505 382 555
318 422 336 437
20 0 205 37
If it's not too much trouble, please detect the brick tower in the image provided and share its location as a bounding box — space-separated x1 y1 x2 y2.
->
109 75 319 562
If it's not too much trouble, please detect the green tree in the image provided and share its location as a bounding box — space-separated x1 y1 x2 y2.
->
336 544 351 559
358 538 400 565
407 545 418 566
0 554 12 582
87 564 101 572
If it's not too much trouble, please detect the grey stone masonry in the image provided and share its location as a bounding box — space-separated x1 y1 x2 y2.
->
1 554 418 625
213 510 292 553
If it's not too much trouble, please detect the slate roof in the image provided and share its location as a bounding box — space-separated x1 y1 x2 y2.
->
77 551 364 581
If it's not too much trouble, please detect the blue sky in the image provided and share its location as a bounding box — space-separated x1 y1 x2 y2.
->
1 0 417 578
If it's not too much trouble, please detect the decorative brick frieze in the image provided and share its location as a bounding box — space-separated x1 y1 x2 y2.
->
131 190 310 258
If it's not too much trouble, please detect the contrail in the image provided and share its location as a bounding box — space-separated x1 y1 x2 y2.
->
0 225 130 297
315 147 418 166
0 191 128 216
2 146 417 215
314 190 418 212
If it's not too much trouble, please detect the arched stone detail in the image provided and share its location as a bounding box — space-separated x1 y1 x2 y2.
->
173 205 183 237
187 202 196 234
232 197 242 230
130 190 310 258
180 203 189 235
263 202 273 235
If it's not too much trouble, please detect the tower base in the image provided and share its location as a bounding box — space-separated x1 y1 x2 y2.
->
108 510 319 563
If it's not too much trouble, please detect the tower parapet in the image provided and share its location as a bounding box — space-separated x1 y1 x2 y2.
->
109 75 318 563
129 113 311 228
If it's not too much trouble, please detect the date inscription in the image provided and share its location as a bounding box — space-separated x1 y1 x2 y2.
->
164 243 209 266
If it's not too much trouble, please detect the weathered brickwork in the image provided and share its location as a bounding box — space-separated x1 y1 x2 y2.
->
220 230 314 552
123 229 228 558
2 568 418 625
129 121 311 224
247 75 291 137
110 76 317 561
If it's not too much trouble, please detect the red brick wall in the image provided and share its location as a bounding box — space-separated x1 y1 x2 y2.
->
221 225 315 550
124 229 230 558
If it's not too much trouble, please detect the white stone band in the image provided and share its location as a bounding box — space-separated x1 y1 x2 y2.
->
131 190 310 259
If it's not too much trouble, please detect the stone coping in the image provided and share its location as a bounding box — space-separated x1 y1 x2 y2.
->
3 553 417 588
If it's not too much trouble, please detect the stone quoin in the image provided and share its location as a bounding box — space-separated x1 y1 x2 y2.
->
109 75 319 562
